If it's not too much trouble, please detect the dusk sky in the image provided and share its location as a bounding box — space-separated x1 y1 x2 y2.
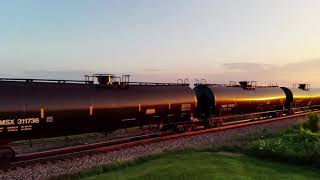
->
1 0 320 86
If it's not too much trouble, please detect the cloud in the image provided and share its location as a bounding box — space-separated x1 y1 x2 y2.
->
0 73 17 77
143 68 167 72
224 63 274 72
283 59 320 71
21 70 92 80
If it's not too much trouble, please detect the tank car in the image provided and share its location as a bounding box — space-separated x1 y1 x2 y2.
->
0 74 196 161
194 81 288 127
281 84 320 110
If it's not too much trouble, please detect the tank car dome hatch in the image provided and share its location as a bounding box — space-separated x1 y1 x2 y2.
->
298 84 310 91
239 81 249 88
96 74 114 85
84 74 131 87
238 81 257 90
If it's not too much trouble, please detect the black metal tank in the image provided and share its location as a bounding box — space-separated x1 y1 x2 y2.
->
194 81 287 119
281 84 320 108
0 75 196 143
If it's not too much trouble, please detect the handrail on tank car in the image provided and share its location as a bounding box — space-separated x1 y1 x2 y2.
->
194 79 200 86
293 83 310 91
176 78 189 85
229 81 237 86
122 74 130 84
0 78 94 84
194 81 280 88
88 74 190 86
205 84 228 87
129 81 190 86
201 79 207 84
184 78 189 84
0 77 189 86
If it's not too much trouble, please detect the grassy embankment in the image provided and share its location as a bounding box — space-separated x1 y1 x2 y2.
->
59 113 320 180
250 113 320 165
77 151 318 180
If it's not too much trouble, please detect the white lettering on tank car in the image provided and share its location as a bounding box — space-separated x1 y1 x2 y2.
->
0 127 3 132
46 116 54 123
0 119 15 126
21 125 32 131
17 118 40 125
7 126 18 132
181 104 191 111
122 118 136 122
222 104 236 108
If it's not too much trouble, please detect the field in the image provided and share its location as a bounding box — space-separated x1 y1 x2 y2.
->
80 151 319 180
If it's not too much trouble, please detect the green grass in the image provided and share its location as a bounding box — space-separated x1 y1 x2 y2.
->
80 151 319 180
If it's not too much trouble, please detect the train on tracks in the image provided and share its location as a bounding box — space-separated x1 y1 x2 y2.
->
1 74 320 162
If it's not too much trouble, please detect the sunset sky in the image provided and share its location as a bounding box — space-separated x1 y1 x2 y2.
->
1 0 320 86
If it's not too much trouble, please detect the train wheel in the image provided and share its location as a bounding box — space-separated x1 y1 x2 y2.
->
174 124 186 133
276 111 283 117
206 118 215 128
219 119 223 127
158 121 164 131
215 121 221 127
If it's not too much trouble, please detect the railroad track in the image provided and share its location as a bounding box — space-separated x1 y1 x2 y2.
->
5 110 319 170
9 131 173 168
